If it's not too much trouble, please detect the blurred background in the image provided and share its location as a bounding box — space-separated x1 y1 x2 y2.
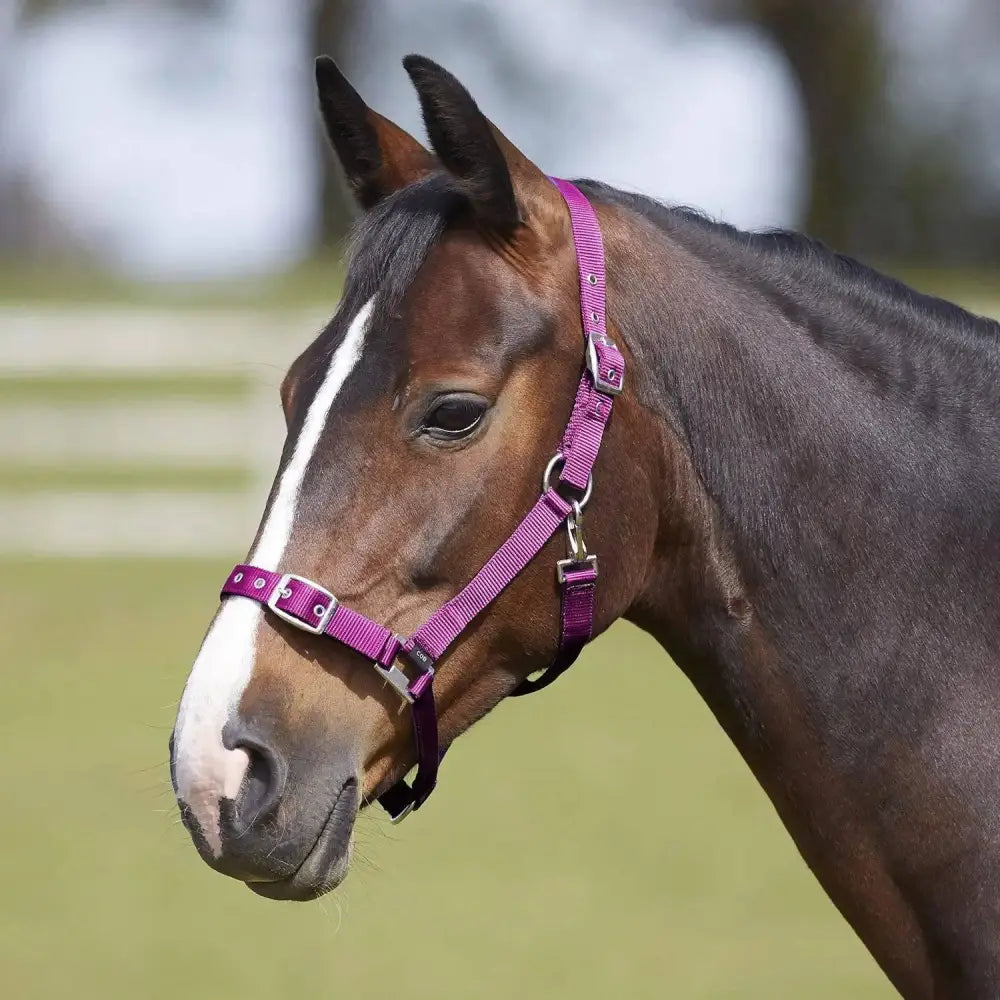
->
2 1 998 997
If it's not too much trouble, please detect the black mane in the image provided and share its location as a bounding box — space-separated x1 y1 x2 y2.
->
576 179 1000 352
348 173 1000 366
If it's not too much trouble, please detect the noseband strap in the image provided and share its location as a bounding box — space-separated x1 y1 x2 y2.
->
219 179 624 821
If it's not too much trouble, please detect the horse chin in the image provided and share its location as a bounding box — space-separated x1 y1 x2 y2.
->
245 784 357 902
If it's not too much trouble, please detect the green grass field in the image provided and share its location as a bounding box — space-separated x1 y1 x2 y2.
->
0 557 893 1000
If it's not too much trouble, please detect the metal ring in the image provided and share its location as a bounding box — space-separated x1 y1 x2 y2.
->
541 452 594 508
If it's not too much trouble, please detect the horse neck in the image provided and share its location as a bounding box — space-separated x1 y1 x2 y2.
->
609 219 827 771
604 207 1000 990
606 204 1000 704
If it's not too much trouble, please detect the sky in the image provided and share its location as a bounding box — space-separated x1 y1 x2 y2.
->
1 0 992 280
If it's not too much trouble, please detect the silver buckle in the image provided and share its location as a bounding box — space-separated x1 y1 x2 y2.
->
388 800 415 825
556 554 598 584
373 639 434 705
266 573 337 635
586 332 623 396
374 660 416 704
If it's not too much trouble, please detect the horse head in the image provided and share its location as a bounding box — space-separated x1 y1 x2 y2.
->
169 56 651 899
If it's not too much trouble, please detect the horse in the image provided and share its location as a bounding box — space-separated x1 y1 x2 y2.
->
169 54 1000 999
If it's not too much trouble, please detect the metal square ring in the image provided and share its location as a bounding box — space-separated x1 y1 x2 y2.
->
267 573 338 635
556 554 598 584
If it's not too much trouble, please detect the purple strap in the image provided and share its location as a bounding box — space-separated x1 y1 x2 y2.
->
222 567 397 662
216 179 622 821
560 563 598 653
512 561 597 696
410 489 572 659
550 179 624 492
380 672 439 819
409 181 620 660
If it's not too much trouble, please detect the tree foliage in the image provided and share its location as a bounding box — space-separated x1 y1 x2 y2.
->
692 0 1000 261
310 0 361 248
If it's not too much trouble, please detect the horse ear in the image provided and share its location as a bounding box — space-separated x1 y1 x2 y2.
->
402 54 558 233
315 56 435 209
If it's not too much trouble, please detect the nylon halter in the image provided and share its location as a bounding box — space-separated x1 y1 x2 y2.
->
219 179 625 822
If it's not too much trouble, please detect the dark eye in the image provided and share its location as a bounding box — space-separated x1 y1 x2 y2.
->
423 395 487 440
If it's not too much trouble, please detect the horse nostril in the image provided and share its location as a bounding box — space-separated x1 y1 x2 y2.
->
228 738 286 834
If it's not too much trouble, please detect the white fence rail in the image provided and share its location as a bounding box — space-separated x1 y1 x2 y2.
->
3 296 999 557
0 305 327 557
0 306 324 373
0 401 273 466
0 492 258 557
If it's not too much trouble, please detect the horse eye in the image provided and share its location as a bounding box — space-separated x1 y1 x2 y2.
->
423 396 486 440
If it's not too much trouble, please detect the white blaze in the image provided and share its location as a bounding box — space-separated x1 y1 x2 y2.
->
172 298 374 853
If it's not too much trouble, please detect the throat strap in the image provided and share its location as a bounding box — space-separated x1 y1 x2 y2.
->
512 560 597 696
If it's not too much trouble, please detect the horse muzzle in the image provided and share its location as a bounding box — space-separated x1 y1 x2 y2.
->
169 723 360 900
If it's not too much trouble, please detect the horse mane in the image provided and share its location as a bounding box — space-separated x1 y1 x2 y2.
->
576 179 1000 352
567 180 1000 656
348 172 1000 366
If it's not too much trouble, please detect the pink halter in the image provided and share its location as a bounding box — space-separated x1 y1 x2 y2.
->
219 179 625 821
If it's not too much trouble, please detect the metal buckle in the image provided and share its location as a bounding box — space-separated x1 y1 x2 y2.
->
556 554 598 584
388 800 414 825
374 640 435 706
586 332 623 396
266 573 337 635
374 660 416 704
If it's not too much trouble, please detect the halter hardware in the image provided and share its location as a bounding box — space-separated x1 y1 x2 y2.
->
586 332 623 396
374 657 416 704
557 501 598 584
542 452 594 507
267 573 338 635
373 638 435 705
218 179 622 820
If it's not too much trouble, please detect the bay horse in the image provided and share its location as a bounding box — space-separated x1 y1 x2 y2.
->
170 55 1000 999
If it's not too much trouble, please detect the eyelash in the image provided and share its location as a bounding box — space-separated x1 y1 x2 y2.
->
421 396 487 440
